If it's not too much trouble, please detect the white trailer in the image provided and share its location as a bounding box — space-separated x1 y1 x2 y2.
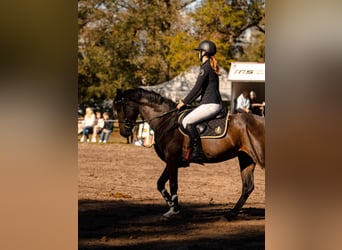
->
228 62 265 114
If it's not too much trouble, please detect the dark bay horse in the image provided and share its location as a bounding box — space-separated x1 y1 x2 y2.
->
114 88 265 220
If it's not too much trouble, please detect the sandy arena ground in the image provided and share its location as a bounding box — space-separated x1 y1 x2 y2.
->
78 132 265 249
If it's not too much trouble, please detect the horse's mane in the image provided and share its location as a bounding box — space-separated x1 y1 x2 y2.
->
124 88 176 109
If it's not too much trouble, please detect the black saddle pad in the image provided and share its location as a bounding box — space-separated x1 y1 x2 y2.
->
178 108 230 139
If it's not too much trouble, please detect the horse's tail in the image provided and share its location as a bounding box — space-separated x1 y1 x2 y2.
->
242 116 265 168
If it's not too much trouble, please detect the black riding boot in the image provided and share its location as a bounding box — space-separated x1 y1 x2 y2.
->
185 124 205 163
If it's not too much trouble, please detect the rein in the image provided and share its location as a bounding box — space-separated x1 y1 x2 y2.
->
145 108 178 123
115 97 178 148
116 108 178 125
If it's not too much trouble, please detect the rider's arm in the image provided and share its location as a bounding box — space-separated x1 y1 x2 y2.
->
183 63 209 105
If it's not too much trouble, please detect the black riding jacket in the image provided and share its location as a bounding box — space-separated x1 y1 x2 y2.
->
183 60 222 105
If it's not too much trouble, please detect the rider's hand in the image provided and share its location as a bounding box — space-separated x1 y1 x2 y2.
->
177 101 184 110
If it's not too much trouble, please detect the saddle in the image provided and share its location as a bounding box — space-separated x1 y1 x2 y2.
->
178 107 230 139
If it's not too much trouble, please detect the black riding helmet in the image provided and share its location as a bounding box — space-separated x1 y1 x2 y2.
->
195 40 217 57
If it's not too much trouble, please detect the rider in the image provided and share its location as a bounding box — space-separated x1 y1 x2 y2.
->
177 40 223 163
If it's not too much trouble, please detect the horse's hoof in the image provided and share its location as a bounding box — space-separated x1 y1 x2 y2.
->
160 207 180 220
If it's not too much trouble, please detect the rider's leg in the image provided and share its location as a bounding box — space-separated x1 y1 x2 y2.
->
185 123 204 162
182 104 222 162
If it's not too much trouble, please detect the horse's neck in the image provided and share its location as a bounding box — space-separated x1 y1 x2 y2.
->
139 104 171 129
139 104 163 120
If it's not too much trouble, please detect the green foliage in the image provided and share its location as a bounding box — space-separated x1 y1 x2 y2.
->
166 32 198 73
190 0 265 70
78 0 265 106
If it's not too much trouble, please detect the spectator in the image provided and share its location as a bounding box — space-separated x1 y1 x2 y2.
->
91 111 104 142
99 112 114 143
236 90 251 113
80 107 96 142
78 107 85 134
249 90 265 116
78 115 85 134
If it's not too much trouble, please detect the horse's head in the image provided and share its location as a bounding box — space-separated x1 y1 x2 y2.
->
114 89 140 138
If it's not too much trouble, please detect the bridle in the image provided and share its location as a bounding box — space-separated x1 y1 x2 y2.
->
114 96 178 134
114 97 137 134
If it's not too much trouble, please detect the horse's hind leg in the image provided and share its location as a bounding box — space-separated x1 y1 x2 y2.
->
226 151 255 221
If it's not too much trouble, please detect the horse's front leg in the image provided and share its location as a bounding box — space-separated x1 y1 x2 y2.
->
157 163 180 218
157 166 172 204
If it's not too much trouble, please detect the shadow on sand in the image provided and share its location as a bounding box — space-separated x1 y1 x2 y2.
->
79 199 264 250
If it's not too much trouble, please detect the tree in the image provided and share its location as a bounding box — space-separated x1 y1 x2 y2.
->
78 0 265 106
78 0 194 105
189 0 265 69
